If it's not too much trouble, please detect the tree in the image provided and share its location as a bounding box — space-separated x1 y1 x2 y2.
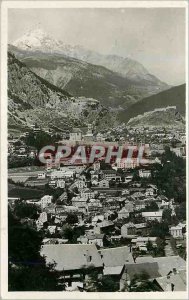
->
14 201 40 220
175 202 186 221
155 237 165 257
152 147 186 203
60 224 74 241
148 220 169 239
8 208 62 291
145 201 159 212
162 208 172 224
146 240 154 252
132 169 140 181
66 213 79 225
53 187 64 202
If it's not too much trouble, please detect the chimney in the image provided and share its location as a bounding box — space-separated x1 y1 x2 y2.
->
173 268 177 274
84 250 92 263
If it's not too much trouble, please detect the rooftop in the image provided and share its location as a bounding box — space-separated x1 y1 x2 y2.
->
99 246 132 268
40 244 103 271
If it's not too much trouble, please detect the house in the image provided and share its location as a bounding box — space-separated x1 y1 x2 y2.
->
101 169 117 181
87 201 103 214
131 237 157 250
121 189 130 196
131 191 145 199
134 200 147 211
115 158 139 169
91 179 98 186
37 172 46 179
121 223 149 238
145 187 156 197
40 195 53 209
83 124 94 142
124 255 186 284
96 133 104 142
58 192 68 203
38 212 48 223
77 233 105 247
134 223 149 236
55 205 66 214
124 174 133 183
125 202 134 213
99 246 132 290
40 244 103 282
49 180 56 187
154 270 186 291
51 170 74 180
91 171 99 181
121 223 136 237
94 220 114 234
170 225 183 238
98 179 109 188
56 179 65 188
55 212 68 222
74 180 86 190
92 215 105 226
118 207 130 219
103 198 121 211
72 196 88 208
69 128 82 141
139 169 151 178
142 211 163 222
81 188 95 200
48 225 57 235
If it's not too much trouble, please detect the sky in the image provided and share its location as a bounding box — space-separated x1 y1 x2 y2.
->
8 8 186 85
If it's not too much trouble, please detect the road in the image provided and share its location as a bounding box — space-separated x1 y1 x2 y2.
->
165 239 175 256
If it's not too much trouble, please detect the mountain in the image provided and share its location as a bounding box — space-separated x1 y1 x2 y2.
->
8 52 118 134
127 106 185 127
118 84 186 124
11 28 168 101
8 45 155 109
12 28 166 85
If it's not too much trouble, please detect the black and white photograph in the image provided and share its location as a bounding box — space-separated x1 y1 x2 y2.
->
0 0 188 298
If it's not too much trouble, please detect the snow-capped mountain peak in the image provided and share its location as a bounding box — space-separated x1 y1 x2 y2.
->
13 28 62 52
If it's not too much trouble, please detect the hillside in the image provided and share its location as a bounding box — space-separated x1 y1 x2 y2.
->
127 106 185 127
8 52 118 134
118 84 186 124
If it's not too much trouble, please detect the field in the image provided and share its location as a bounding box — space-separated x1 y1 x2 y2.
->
8 183 44 200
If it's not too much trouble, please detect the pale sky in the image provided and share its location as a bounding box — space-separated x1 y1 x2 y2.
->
8 8 186 85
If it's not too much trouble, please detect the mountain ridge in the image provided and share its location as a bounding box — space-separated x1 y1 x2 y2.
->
11 28 168 91
118 84 186 124
9 44 168 109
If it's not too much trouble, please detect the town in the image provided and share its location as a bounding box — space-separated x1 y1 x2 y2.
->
8 122 186 292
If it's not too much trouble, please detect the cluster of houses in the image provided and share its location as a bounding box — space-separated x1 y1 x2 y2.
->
8 123 186 292
39 243 186 291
